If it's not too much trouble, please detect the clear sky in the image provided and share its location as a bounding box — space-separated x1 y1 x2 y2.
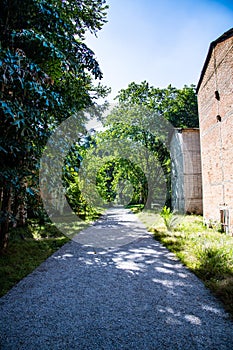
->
85 0 233 101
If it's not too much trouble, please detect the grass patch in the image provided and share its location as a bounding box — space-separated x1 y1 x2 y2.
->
0 236 69 297
138 211 233 317
0 222 70 297
0 211 102 297
126 204 145 213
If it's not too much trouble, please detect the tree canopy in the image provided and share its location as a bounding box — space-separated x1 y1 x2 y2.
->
0 1 200 250
0 0 108 249
115 81 199 128
93 81 199 209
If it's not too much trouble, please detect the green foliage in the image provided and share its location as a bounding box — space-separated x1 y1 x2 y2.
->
196 245 233 279
101 101 171 208
61 134 102 219
99 81 198 210
72 81 197 213
115 81 199 128
95 157 147 205
0 224 69 297
96 160 117 203
160 206 178 231
138 212 233 317
0 0 109 248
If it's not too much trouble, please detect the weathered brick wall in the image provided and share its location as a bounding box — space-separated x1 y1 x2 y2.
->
171 129 203 214
198 36 233 233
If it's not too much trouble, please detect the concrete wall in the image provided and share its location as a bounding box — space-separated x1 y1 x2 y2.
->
170 130 184 212
170 129 203 214
197 35 233 233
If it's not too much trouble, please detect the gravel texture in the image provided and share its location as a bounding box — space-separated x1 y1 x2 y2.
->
0 208 233 350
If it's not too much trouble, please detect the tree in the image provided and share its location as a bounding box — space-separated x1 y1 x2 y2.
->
0 0 108 249
95 81 199 209
116 81 199 128
62 132 99 219
96 158 148 206
75 113 170 210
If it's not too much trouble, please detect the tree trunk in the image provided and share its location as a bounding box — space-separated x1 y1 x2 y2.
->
17 200 27 227
0 186 12 251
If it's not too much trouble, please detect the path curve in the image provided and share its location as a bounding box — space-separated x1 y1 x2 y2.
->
0 208 233 349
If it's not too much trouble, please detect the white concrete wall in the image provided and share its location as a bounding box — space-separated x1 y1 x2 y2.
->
170 129 203 214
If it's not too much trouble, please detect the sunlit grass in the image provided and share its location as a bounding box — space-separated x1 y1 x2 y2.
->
0 210 102 297
0 236 69 297
138 211 233 318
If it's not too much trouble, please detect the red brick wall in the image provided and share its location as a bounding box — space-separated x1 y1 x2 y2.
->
198 36 233 233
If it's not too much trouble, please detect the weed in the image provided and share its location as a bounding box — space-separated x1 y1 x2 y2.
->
160 206 179 231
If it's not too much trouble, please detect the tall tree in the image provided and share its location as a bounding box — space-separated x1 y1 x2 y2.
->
0 0 108 249
97 81 199 208
116 81 199 128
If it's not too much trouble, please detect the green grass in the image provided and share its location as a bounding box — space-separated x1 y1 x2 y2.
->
2 209 233 319
0 236 69 297
126 204 145 213
0 222 70 297
0 211 102 297
137 211 233 318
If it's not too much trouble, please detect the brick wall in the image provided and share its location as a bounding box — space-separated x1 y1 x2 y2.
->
198 35 233 233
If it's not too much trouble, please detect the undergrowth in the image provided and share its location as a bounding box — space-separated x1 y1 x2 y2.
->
137 211 233 318
0 211 101 297
0 222 70 297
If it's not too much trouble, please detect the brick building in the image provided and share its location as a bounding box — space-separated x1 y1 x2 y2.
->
197 28 233 234
170 128 202 214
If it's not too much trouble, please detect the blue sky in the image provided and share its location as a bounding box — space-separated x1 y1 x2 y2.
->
86 0 233 101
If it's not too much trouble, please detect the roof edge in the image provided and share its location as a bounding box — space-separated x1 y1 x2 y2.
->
196 28 233 93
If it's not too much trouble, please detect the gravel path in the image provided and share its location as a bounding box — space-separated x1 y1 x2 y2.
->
0 207 233 350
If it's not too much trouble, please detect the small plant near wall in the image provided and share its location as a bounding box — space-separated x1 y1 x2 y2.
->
204 218 222 232
160 206 178 231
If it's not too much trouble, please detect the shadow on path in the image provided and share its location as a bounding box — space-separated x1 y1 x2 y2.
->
0 208 233 349
72 207 149 248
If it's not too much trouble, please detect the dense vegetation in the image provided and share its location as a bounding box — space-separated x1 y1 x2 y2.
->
0 1 199 273
0 0 108 250
89 82 198 208
1 2 232 324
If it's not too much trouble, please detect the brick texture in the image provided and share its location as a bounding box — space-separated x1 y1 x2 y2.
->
198 35 233 234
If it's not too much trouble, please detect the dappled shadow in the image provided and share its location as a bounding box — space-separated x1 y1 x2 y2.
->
71 207 149 248
1 210 233 349
48 239 233 348
152 229 185 253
